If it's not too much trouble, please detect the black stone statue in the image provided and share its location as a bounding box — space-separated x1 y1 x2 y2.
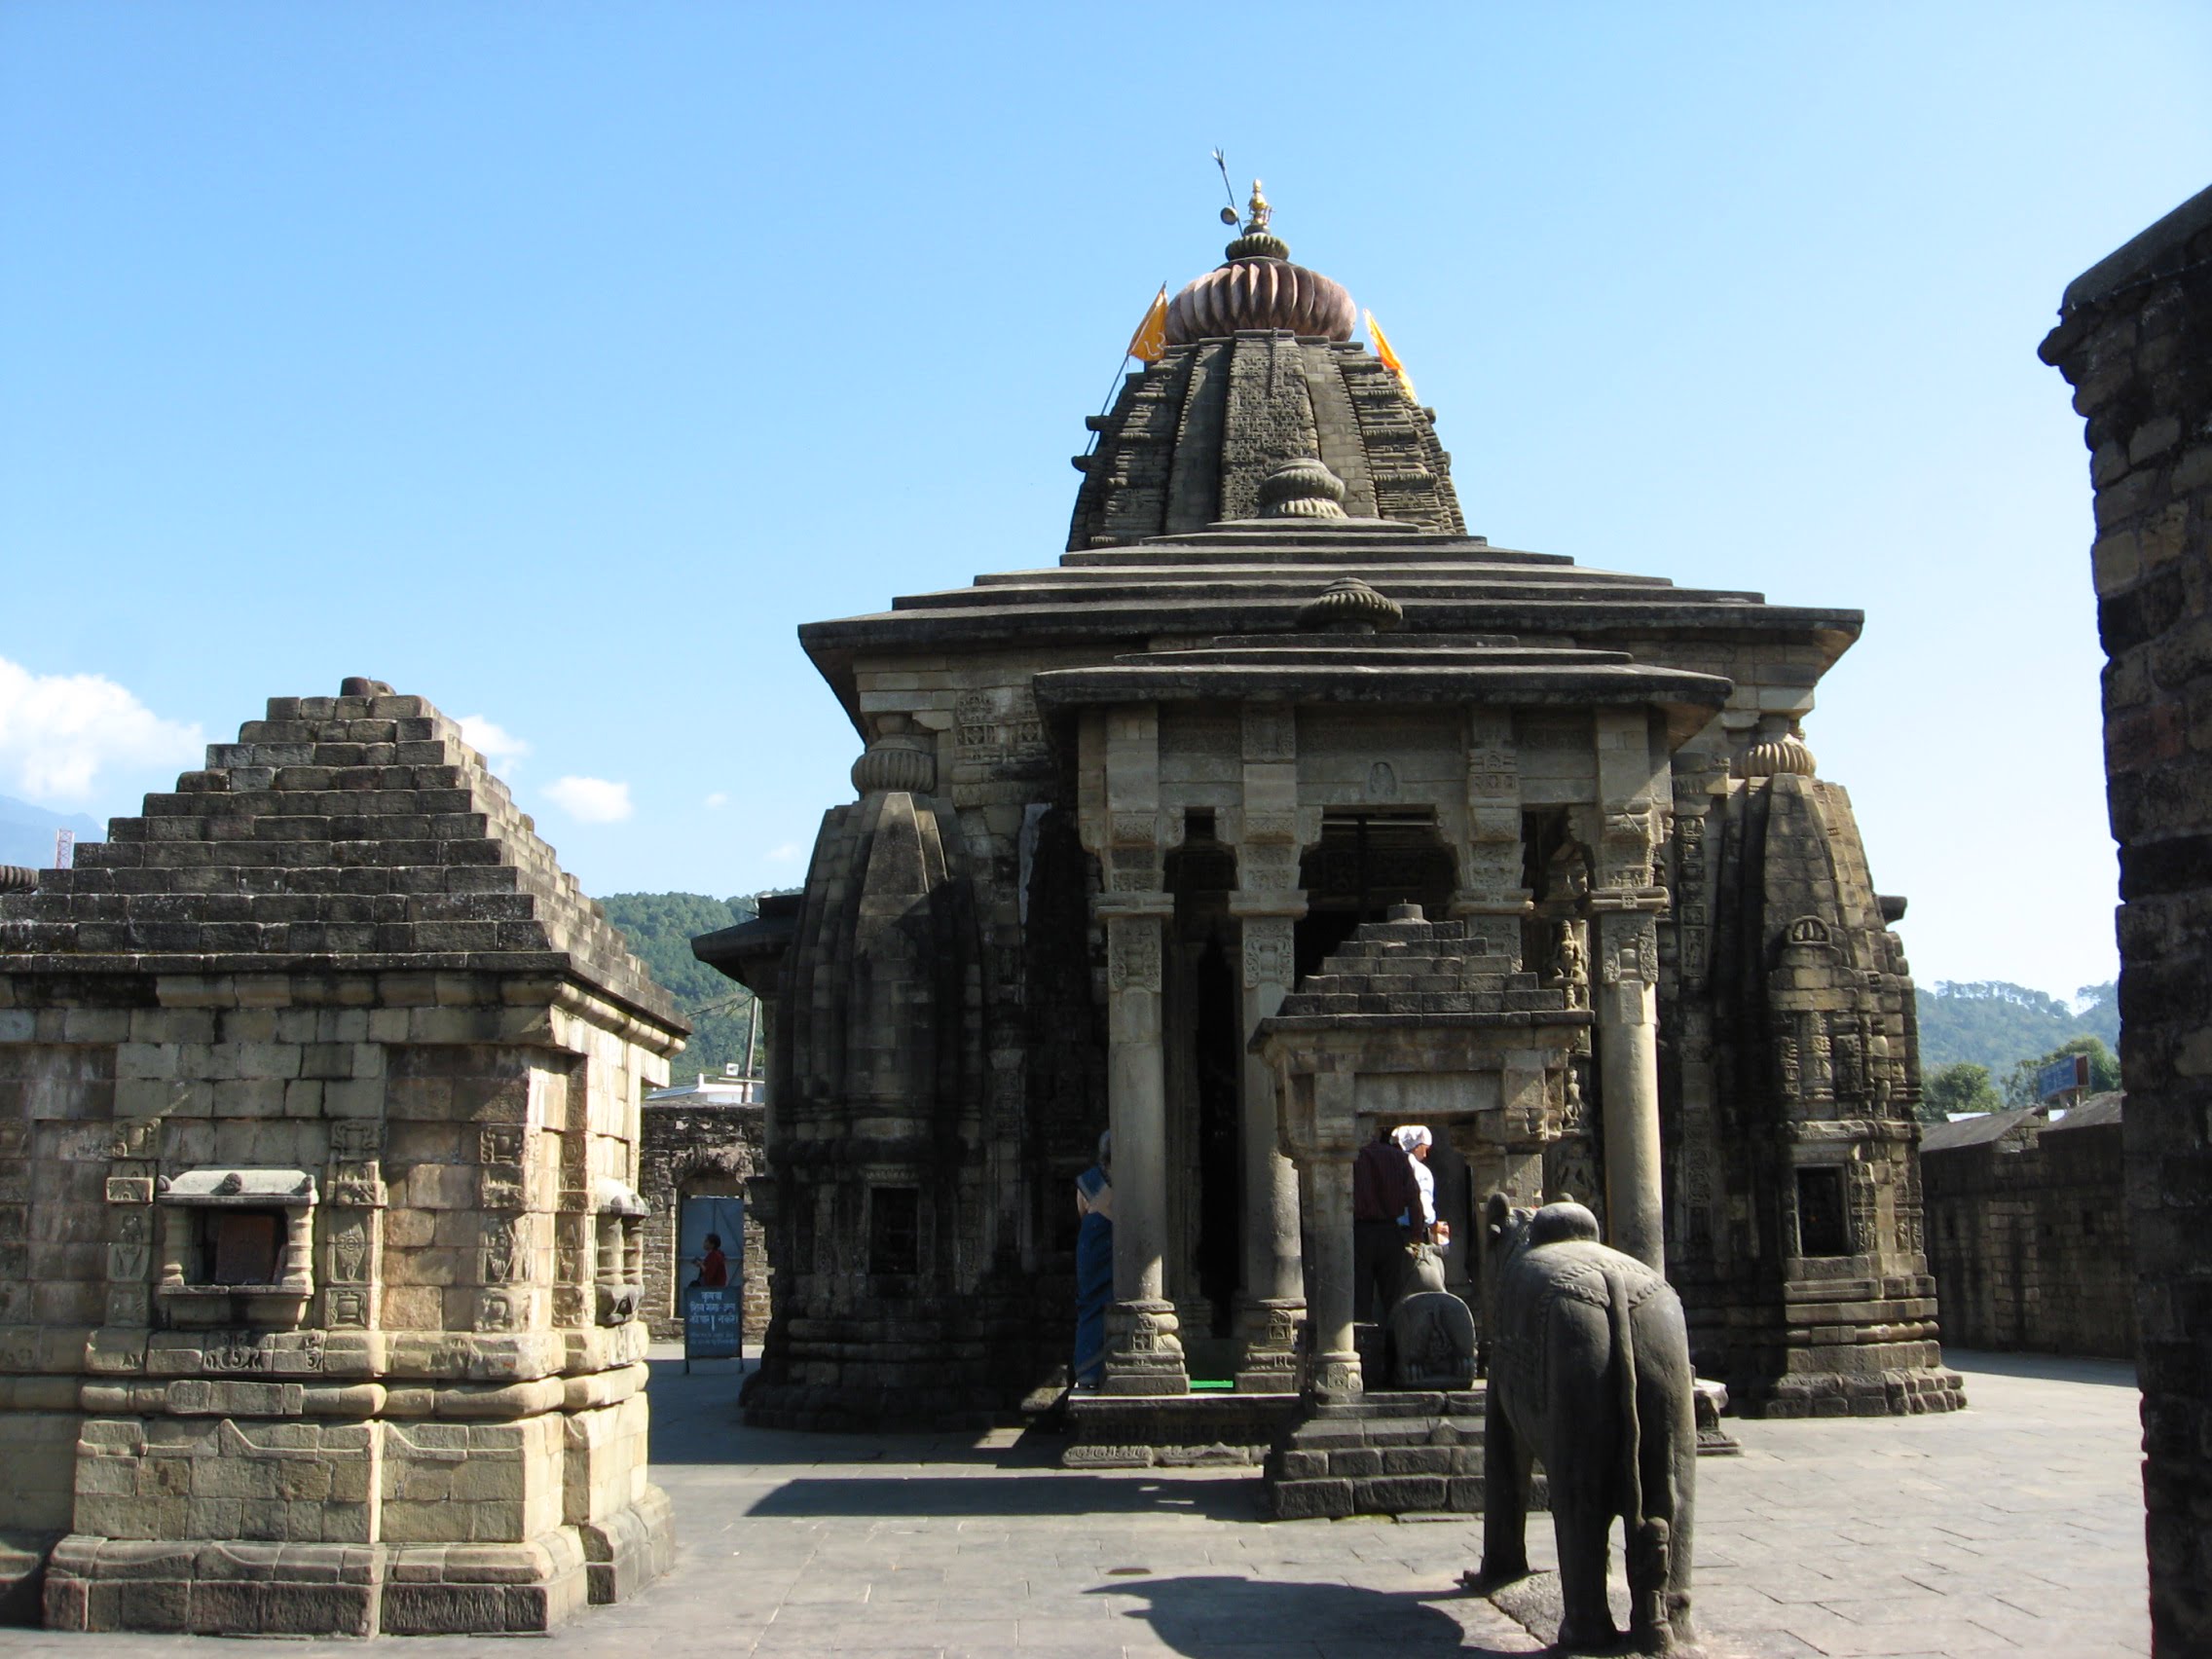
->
1471 1196 1698 1655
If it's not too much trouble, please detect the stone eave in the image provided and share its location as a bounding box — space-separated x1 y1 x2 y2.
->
800 599 1861 729
691 907 798 999
1033 660 1730 748
0 950 688 1045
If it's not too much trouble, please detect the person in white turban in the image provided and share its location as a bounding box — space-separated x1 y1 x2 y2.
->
1394 1124 1449 1246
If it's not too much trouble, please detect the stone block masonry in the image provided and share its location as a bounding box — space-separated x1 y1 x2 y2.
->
2043 181 2212 1658
1921 1099 2133 1360
0 681 687 1635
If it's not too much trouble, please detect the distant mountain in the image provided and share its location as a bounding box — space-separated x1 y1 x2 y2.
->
1915 979 2120 1076
0 793 103 870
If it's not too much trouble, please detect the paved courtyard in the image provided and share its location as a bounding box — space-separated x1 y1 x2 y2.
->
0 1348 2146 1657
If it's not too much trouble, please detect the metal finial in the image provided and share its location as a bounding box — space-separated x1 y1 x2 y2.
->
1245 180 1272 235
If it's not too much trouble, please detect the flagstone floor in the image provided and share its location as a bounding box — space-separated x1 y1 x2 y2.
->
0 1347 2148 1657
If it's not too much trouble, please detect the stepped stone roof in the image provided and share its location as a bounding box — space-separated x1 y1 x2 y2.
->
801 514 1861 726
1259 904 1588 1033
0 682 681 1029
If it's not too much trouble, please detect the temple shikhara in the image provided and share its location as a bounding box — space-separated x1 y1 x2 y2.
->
700 186 1963 1439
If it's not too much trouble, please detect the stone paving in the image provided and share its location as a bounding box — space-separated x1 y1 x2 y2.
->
0 1348 2146 1656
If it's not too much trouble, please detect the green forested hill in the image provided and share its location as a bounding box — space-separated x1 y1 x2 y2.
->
597 891 766 1080
1914 980 2120 1075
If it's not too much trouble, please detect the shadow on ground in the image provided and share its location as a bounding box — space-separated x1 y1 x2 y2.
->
1089 1574 1513 1658
744 1473 1261 1520
1944 1346 2138 1388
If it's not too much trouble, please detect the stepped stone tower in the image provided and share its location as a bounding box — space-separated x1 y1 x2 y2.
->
702 188 1960 1430
0 681 683 1635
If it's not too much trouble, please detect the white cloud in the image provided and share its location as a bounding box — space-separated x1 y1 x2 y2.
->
545 776 633 824
0 655 203 802
704 792 729 809
457 714 532 777
765 840 802 863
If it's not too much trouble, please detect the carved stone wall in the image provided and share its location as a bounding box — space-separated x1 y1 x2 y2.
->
0 685 684 1636
2042 182 2212 1657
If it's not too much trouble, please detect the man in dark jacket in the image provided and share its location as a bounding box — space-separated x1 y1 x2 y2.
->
1352 1123 1424 1320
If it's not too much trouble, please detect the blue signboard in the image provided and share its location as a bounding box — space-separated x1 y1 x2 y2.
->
2037 1054 2089 1101
683 1285 742 1370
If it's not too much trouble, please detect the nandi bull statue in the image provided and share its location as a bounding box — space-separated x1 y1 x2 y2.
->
1468 1195 1698 1655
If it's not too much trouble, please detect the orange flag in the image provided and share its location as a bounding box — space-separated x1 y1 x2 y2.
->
1127 284 1169 364
1366 310 1417 402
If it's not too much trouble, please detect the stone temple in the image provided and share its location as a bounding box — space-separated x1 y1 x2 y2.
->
700 190 1963 1432
0 682 681 1634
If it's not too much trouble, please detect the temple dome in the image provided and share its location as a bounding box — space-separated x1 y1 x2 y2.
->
1163 182 1355 344
1166 258 1354 345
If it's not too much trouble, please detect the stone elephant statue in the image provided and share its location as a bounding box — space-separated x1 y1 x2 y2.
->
1473 1195 1697 1655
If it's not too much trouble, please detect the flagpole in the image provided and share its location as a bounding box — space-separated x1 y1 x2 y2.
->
1088 283 1168 458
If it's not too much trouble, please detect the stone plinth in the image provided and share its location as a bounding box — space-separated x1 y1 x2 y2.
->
0 683 685 1635
1263 1388 1550 1520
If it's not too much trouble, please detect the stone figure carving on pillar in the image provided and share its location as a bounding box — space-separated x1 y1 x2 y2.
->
1472 1197 1698 1656
1550 922 1590 1011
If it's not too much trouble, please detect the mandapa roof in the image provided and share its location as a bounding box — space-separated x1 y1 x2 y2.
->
0 682 682 1032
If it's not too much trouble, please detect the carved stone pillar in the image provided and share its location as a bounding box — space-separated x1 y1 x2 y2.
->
1592 903 1665 1270
1453 709 1533 934
1300 1075 1362 1401
1230 903 1305 1390
1097 897 1187 1395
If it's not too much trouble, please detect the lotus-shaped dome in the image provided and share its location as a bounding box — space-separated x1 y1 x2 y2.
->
1166 258 1355 344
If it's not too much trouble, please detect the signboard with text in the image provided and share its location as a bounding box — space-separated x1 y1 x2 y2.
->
682 1284 742 1369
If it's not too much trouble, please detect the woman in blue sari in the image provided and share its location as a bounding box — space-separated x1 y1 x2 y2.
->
1072 1131 1113 1390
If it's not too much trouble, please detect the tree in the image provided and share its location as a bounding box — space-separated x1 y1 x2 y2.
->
1922 1062 2003 1123
2002 1034 2121 1108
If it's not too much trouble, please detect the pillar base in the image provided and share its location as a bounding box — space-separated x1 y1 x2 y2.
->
1231 1296 1305 1392
1304 1348 1363 1403
1100 1300 1188 1396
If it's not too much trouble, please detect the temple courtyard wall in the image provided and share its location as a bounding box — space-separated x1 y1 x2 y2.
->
1919 1097 2133 1360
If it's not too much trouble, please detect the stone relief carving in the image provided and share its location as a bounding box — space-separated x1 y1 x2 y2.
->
1241 706 1296 762
1242 922 1294 988
1365 760 1401 802
479 1126 524 1167
328 1286 370 1329
330 1216 370 1283
1108 923 1162 992
1549 923 1590 1010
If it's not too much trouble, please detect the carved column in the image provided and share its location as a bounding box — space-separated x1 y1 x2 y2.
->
1299 1074 1362 1400
1084 705 1188 1395
1098 900 1185 1393
1591 710 1671 1272
1226 708 1314 1391
1453 710 1532 938
1230 903 1304 1390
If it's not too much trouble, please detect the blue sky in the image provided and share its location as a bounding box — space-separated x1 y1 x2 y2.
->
4 3 2207 1000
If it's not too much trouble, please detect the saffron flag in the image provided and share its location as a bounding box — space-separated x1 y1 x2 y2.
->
1366 311 1418 402
1127 284 1169 364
